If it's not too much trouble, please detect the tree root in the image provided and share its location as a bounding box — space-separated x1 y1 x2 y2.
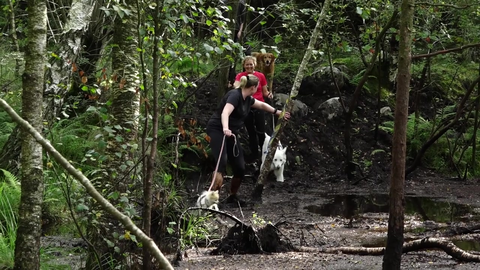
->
173 207 296 265
211 223 296 255
296 237 480 262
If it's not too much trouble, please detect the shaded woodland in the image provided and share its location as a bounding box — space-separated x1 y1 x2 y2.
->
1 0 480 269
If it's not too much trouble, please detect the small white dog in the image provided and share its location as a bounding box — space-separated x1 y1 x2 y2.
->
261 133 287 182
196 190 219 211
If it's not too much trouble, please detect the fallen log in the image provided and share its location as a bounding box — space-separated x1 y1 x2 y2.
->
297 237 480 262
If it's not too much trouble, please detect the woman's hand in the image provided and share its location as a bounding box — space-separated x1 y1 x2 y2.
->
282 111 291 120
267 91 273 99
223 128 232 137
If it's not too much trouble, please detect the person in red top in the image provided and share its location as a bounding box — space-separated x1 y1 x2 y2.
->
233 56 273 163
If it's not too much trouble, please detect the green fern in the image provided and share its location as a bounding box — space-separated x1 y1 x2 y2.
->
0 111 16 150
0 169 20 268
48 112 100 162
0 169 20 191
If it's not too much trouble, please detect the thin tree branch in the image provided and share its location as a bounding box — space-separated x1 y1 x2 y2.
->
414 3 474 9
412 43 480 60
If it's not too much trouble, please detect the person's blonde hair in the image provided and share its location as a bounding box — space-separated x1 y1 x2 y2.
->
238 74 259 88
242 56 257 66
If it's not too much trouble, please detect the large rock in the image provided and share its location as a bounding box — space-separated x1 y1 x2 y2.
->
273 93 309 117
312 66 346 89
299 66 347 96
316 97 344 120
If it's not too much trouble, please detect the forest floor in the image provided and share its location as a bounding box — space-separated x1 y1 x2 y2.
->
41 76 480 269
172 76 480 269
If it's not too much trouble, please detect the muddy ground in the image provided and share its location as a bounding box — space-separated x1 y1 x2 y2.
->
40 76 480 270
173 76 480 269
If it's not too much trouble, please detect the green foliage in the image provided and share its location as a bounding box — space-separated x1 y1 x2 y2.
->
0 111 16 150
42 167 87 238
177 214 218 249
47 112 101 165
0 169 20 268
381 114 441 163
334 54 365 77
0 41 23 85
380 112 480 177
411 56 478 98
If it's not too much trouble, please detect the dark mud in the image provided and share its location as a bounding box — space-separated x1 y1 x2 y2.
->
175 76 480 269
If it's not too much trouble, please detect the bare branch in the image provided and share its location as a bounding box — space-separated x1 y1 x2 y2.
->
412 43 480 60
415 2 474 9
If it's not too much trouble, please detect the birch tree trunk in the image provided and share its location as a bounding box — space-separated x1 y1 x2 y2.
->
382 0 414 269
0 0 97 175
44 0 96 124
252 0 333 200
13 0 47 269
86 0 141 267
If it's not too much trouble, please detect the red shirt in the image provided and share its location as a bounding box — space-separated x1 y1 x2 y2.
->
235 71 267 102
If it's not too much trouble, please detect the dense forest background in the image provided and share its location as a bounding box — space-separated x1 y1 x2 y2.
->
1 0 480 269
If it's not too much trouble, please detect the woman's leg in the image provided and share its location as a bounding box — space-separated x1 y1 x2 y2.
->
226 135 245 197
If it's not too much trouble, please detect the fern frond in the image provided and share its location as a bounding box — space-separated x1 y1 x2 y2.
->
0 169 19 191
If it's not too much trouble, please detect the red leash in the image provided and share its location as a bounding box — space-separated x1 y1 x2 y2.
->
207 134 238 191
208 135 226 191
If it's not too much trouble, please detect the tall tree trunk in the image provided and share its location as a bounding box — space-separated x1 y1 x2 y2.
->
13 0 47 269
252 0 333 200
382 0 414 269
0 0 97 175
141 0 160 268
44 0 96 124
86 0 141 267
8 0 21 75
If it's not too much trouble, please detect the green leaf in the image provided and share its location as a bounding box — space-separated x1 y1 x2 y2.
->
214 47 223 54
106 239 114 248
356 7 362 15
103 126 115 134
371 149 386 155
119 196 129 203
203 43 214 52
110 191 120 200
130 234 137 243
76 203 89 212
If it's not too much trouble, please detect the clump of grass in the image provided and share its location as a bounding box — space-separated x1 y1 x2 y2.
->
0 169 20 268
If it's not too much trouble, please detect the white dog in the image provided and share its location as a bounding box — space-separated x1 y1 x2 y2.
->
196 190 219 211
261 133 287 182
